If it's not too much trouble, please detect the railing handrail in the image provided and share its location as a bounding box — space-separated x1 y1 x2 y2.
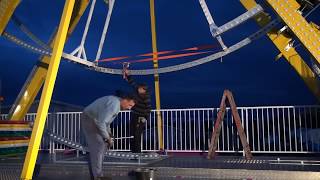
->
1 105 319 154
1 105 319 116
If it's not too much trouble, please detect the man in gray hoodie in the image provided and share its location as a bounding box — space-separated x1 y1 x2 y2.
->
82 94 135 180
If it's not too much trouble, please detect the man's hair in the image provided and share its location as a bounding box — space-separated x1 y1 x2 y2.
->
115 90 137 103
120 92 137 103
137 83 148 90
114 90 124 97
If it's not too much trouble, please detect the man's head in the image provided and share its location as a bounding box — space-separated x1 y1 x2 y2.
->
119 94 136 110
137 83 148 95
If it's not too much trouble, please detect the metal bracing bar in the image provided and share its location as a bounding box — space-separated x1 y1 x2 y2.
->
3 18 279 75
95 0 116 62
198 0 215 25
212 4 263 36
49 132 160 160
82 46 87 60
311 58 320 77
70 46 80 56
198 0 227 50
11 15 50 51
74 0 97 59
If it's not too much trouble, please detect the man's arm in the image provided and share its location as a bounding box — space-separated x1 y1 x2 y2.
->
123 69 138 89
144 94 152 116
95 98 119 140
126 75 138 89
95 119 110 139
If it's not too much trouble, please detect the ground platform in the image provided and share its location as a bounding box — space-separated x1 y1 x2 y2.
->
1 152 319 180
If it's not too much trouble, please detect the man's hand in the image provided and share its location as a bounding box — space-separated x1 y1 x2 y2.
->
122 63 130 80
105 137 114 148
123 69 129 80
139 117 147 123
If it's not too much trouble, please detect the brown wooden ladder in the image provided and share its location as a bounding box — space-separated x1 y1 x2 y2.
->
207 89 253 160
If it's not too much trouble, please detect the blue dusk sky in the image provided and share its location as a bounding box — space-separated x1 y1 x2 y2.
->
0 0 319 108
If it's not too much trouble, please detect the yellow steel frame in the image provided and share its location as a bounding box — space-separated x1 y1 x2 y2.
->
0 0 21 34
68 0 89 36
8 62 50 120
20 0 75 179
150 0 164 150
240 0 320 101
310 22 320 36
266 0 320 63
8 0 89 120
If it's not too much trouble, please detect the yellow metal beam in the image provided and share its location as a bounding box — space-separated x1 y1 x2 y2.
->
20 0 75 179
266 0 320 63
310 22 320 36
8 0 89 120
68 0 89 36
150 0 164 150
275 37 320 99
0 0 21 34
239 0 320 101
8 64 49 120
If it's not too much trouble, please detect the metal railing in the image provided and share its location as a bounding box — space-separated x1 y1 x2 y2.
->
153 106 320 153
1 105 319 153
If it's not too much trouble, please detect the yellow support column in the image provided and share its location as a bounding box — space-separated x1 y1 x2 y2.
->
8 0 89 121
20 0 75 179
150 0 164 150
8 59 51 120
239 0 320 101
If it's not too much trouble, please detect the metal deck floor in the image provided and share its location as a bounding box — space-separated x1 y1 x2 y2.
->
1 153 320 180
